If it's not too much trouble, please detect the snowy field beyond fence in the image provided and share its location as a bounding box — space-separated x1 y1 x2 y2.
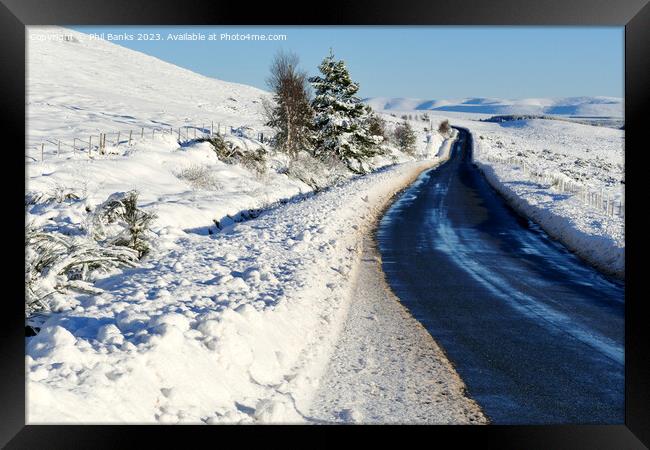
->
477 153 624 219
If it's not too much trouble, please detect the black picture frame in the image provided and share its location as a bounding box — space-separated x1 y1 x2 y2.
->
2 0 648 447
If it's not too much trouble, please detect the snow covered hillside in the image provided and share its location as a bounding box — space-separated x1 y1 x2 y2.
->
27 27 271 158
26 27 458 423
452 116 625 277
365 96 623 118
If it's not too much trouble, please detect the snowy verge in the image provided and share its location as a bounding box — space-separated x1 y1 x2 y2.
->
307 231 486 423
26 137 453 424
466 129 624 278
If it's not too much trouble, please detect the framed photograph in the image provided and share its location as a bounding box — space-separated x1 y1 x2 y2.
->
2 0 648 447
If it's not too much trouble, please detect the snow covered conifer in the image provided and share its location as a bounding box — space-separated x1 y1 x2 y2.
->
309 50 382 173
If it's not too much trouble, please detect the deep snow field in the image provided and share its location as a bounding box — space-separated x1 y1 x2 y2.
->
25 27 454 423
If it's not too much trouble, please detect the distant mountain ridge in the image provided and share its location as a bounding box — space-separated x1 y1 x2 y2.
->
364 96 623 117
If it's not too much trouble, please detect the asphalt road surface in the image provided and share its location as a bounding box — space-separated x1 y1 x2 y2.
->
376 127 624 424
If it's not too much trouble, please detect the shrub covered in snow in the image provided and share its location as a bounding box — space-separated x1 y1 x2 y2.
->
25 184 82 206
438 119 451 137
173 164 224 190
89 191 156 258
202 135 267 177
284 151 348 191
25 226 139 315
366 113 388 143
239 148 268 177
26 190 155 317
393 121 417 156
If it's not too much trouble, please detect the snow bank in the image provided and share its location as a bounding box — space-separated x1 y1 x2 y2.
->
26 151 450 424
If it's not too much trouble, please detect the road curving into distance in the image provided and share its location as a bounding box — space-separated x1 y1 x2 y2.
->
376 127 624 424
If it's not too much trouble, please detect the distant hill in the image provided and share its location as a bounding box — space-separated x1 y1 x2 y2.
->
364 96 623 117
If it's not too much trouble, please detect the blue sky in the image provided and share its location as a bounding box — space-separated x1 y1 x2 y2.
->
73 26 623 99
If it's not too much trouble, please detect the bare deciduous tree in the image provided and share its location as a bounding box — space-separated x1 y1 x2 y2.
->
263 51 313 158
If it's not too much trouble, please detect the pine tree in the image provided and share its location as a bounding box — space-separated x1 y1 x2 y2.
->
309 50 381 173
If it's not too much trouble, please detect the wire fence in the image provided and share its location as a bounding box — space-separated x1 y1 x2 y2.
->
28 121 272 162
478 153 625 219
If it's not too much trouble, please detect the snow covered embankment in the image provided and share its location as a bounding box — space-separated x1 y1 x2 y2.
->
26 147 450 424
468 130 624 278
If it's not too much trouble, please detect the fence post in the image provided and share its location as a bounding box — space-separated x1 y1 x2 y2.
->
141 127 144 138
57 140 61 156
129 130 133 145
41 143 44 161
116 131 120 146
152 128 155 139
194 127 197 138
211 121 214 136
